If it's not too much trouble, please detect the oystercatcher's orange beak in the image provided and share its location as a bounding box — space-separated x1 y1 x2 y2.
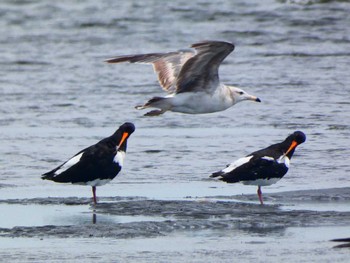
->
117 132 129 150
283 140 298 157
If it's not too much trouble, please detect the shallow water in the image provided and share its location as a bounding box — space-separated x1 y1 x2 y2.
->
0 192 350 262
1 226 348 263
1 0 350 261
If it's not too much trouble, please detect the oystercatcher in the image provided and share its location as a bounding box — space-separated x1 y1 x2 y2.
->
210 131 306 205
42 122 135 204
106 41 260 116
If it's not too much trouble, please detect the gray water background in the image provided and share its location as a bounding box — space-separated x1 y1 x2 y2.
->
0 0 350 262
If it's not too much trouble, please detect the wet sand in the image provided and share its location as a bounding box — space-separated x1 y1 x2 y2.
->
1 0 350 261
0 188 349 262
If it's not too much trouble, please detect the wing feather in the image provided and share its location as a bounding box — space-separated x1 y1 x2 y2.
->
106 51 194 93
175 41 235 94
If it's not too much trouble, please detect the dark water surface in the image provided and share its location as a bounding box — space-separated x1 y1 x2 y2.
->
1 0 350 262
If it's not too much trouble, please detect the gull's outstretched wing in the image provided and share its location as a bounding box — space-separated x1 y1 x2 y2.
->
106 51 195 94
175 41 235 94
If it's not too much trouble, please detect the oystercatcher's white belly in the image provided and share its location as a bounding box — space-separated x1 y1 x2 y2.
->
242 178 281 186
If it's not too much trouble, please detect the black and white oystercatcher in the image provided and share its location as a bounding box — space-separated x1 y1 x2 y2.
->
106 41 261 116
210 131 306 205
42 122 135 204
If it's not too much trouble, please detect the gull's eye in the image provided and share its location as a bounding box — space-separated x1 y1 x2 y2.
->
238 91 244 95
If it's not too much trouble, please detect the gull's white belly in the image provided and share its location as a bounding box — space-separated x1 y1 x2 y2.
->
169 92 233 114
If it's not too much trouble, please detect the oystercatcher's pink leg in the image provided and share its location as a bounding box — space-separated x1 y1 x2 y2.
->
257 186 264 205
92 186 97 204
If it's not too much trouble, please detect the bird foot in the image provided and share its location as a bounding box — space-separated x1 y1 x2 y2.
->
257 186 264 205
135 105 145 110
144 110 165 116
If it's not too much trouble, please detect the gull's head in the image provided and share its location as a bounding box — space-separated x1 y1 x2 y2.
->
228 86 261 104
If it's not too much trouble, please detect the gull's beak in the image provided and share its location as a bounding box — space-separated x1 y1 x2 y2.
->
282 140 298 158
246 94 261 102
117 132 129 150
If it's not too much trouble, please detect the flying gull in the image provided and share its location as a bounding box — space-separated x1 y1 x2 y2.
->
106 41 261 116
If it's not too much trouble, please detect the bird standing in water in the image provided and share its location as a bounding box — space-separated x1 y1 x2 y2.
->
210 131 306 205
42 122 135 204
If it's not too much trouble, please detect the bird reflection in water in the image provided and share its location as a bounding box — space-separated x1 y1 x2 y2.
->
92 212 97 224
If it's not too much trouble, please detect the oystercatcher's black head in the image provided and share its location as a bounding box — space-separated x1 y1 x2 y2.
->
283 131 306 159
292 131 306 144
119 122 136 134
115 122 135 151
